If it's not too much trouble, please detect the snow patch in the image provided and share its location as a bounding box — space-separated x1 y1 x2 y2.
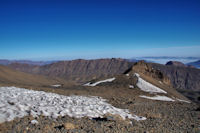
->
0 86 146 123
139 95 175 102
129 85 134 89
84 78 115 86
31 120 38 124
126 74 129 76
135 73 167 94
176 98 190 103
51 84 61 87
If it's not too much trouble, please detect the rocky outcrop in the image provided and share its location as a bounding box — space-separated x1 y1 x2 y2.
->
125 61 171 86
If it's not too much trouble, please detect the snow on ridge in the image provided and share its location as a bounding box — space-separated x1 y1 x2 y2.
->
51 84 61 87
135 73 190 103
84 77 115 87
0 86 146 123
140 95 191 103
175 98 190 103
139 95 175 102
135 73 167 94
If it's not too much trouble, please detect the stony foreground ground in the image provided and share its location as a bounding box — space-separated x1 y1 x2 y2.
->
0 85 200 133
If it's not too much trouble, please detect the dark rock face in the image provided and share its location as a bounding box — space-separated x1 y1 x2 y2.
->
152 63 200 91
9 58 134 83
166 61 186 67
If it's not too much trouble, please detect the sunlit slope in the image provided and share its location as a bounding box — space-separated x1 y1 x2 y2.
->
0 65 60 87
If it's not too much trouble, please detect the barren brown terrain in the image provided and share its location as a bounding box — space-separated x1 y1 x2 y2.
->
0 61 199 133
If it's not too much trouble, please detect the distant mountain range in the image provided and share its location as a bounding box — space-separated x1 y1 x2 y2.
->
0 59 57 66
187 60 200 68
132 56 200 65
1 57 200 68
139 56 200 60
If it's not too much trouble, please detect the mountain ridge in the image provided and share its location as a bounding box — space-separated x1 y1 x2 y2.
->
5 58 200 92
8 58 134 83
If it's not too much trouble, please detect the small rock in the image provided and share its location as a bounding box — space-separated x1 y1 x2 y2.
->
64 122 76 130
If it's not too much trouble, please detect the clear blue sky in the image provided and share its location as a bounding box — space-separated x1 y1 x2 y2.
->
0 0 200 60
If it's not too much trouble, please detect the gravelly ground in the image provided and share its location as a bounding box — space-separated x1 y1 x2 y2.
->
0 76 200 133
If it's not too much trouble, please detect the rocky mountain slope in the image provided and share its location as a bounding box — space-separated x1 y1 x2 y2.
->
151 63 200 91
7 58 200 92
8 58 134 83
150 62 200 103
85 61 188 101
0 65 72 88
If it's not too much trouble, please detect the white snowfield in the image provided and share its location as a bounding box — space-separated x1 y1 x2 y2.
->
139 95 175 102
0 86 146 123
135 73 167 94
84 77 115 87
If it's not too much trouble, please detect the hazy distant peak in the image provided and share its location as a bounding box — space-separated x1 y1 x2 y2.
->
165 61 186 67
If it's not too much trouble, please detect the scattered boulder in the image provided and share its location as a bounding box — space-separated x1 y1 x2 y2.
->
64 122 76 130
